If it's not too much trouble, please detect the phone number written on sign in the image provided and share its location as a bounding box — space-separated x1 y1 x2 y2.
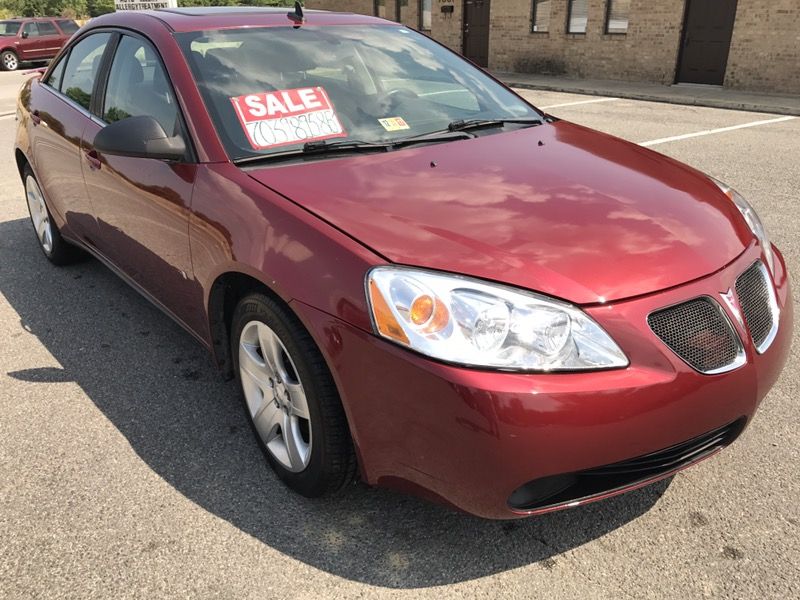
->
230 87 347 151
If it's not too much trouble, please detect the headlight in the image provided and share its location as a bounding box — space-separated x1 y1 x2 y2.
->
366 267 628 372
712 178 775 275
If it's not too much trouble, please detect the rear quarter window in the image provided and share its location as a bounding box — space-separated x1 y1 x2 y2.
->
57 20 79 35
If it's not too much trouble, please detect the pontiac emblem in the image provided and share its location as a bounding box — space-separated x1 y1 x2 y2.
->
721 288 744 327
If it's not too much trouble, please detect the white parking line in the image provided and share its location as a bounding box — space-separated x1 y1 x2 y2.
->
539 97 619 109
640 116 796 147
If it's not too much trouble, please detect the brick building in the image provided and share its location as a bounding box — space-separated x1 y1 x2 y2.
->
305 1 800 95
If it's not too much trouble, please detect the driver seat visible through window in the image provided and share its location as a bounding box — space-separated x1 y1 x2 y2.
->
104 35 179 136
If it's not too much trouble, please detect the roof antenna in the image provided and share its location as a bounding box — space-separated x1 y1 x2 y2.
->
288 1 305 24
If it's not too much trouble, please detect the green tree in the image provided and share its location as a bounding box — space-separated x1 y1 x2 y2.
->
0 0 89 17
85 0 113 17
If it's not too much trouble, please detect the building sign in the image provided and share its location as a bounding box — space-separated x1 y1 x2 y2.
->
114 0 177 10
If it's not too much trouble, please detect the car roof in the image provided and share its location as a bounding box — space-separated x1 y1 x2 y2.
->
115 7 387 33
2 17 59 21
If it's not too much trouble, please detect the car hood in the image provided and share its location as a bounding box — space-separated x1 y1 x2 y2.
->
246 121 751 305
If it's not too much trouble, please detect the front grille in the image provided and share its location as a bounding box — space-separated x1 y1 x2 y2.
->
736 261 777 352
508 419 746 511
648 297 742 374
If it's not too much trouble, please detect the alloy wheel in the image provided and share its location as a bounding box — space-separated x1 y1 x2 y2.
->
26 176 53 254
2 52 18 71
239 320 312 473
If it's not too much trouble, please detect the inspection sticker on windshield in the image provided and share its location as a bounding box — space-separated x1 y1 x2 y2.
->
379 117 410 132
230 87 347 150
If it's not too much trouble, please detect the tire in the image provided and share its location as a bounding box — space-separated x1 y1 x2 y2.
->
1 50 19 72
231 292 356 497
23 166 83 265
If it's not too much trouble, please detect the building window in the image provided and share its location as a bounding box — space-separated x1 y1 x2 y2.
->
531 0 551 33
374 0 386 18
567 0 588 34
605 0 630 34
420 0 432 30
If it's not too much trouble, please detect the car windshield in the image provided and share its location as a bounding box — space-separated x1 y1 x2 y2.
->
176 25 541 161
0 21 21 36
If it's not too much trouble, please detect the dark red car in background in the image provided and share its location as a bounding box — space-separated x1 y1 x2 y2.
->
13 7 792 519
1 17 78 71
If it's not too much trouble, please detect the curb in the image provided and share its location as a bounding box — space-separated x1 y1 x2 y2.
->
502 80 800 117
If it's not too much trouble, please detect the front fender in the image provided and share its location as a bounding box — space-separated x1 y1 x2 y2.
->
189 162 384 370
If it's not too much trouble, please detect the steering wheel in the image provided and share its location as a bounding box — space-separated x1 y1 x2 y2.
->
384 88 419 102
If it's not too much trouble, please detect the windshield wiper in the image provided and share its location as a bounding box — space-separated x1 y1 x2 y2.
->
234 132 473 166
391 130 474 146
233 140 390 165
302 139 391 154
304 132 474 152
447 117 544 133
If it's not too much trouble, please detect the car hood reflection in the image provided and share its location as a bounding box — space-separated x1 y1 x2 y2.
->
245 121 751 304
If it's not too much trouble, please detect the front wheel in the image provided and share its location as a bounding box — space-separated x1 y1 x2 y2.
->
24 167 83 265
1 50 19 71
231 293 356 497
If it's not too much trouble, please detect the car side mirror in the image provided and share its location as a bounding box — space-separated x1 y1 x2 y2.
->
21 30 29 39
94 115 186 161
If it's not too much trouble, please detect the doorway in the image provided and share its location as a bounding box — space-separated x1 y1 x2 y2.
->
676 0 738 85
463 0 491 67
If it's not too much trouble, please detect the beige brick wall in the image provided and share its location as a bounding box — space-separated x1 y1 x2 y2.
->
306 0 419 27
431 1 464 52
320 1 458 49
488 0 685 84
305 0 800 94
306 0 374 14
726 0 800 94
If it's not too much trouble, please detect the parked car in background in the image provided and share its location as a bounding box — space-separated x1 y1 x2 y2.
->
13 7 793 519
0 17 78 71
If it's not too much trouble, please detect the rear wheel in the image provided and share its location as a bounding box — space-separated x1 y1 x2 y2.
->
231 293 356 497
24 167 82 265
1 50 19 72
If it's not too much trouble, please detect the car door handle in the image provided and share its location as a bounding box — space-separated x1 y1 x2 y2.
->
31 110 41 126
84 149 101 171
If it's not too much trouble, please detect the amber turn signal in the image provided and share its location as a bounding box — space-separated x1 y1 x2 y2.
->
368 279 410 344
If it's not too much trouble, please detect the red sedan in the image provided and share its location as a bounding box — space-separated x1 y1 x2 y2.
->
14 7 792 519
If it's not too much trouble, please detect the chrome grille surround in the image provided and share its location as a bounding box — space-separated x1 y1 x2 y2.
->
735 260 780 354
648 297 746 375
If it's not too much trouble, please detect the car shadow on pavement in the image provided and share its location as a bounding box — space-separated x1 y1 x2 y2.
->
0 216 670 589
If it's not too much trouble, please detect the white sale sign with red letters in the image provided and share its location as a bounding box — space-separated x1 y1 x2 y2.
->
230 87 347 150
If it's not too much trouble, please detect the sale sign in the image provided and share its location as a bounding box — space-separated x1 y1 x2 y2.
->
230 87 347 150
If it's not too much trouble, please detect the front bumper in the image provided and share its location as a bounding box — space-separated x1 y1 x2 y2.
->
292 244 792 519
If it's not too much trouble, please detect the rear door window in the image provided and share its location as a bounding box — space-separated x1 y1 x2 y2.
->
45 56 67 91
37 21 59 36
60 33 111 111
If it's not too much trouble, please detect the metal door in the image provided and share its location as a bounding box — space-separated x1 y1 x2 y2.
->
463 0 491 67
677 0 738 85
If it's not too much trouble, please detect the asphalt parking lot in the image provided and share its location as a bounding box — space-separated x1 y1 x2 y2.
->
1 70 798 598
